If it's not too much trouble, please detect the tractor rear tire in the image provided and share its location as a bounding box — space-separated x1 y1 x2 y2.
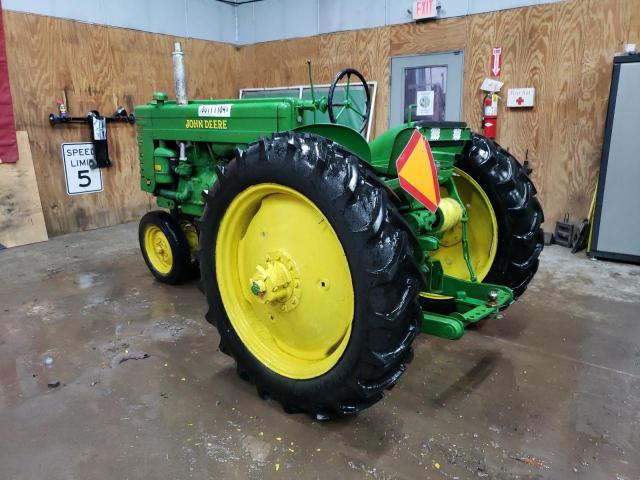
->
198 132 423 419
457 133 544 298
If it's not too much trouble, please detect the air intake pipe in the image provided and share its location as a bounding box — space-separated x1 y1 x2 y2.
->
172 42 188 105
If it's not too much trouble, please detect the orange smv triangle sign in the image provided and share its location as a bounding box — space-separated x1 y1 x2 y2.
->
396 129 441 213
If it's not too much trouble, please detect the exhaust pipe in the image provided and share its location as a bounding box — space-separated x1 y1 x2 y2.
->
172 42 188 105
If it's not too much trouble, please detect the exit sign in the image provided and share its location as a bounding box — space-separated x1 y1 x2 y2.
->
413 0 438 20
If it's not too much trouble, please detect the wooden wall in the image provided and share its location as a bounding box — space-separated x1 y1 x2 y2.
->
2 11 237 236
238 0 640 227
2 0 639 235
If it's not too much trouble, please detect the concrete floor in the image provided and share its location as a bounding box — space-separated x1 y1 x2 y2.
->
1 222 639 480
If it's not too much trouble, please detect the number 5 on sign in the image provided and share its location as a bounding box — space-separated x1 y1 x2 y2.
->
61 142 103 195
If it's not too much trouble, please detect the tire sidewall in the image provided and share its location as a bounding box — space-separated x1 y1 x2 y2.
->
200 156 373 409
457 134 543 293
139 211 192 285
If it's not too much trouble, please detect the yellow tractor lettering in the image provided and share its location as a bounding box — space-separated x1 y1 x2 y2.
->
185 119 228 129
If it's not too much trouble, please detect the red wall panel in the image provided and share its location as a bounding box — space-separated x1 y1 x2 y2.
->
0 2 18 163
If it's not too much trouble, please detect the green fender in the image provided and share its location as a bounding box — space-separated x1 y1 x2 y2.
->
368 121 471 176
293 123 371 163
368 124 416 175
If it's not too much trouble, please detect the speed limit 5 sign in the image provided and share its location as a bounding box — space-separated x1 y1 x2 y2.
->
61 142 103 195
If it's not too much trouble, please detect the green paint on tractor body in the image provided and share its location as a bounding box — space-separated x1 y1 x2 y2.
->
135 90 512 339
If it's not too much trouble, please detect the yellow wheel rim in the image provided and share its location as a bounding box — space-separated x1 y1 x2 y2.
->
216 183 354 380
422 168 498 299
144 225 173 275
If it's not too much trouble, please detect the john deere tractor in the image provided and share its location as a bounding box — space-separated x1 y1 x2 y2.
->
136 44 543 419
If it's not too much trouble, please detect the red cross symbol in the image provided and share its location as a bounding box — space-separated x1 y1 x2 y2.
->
516 97 525 106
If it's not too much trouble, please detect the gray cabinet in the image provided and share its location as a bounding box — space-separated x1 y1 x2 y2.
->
591 54 640 264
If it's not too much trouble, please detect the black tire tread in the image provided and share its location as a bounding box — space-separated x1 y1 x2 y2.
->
199 132 423 419
138 210 193 285
458 133 544 298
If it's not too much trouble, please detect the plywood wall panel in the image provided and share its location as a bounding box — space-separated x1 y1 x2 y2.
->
0 131 48 248
239 36 321 89
355 27 391 138
386 0 632 226
462 11 493 131
538 1 586 224
3 11 236 236
566 0 631 221
4 0 637 235
319 28 391 138
317 30 356 82
628 1 640 41
389 17 467 57
237 28 391 138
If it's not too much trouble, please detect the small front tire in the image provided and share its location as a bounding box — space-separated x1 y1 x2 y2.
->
139 210 193 285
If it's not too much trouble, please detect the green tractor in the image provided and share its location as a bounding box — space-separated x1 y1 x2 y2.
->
136 43 543 419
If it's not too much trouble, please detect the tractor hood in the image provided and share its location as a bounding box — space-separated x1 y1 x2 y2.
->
135 95 300 144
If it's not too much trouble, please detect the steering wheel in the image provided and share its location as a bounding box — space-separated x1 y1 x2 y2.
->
327 68 371 134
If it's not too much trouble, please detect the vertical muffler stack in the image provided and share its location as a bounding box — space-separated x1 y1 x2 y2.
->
173 42 188 105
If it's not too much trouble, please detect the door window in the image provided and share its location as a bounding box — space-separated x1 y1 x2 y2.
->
390 51 463 128
404 66 448 122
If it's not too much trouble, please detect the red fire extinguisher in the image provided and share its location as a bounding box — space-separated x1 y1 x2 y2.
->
482 92 499 139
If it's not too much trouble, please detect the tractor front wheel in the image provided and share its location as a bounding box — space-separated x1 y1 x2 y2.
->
139 211 194 285
199 132 423 418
